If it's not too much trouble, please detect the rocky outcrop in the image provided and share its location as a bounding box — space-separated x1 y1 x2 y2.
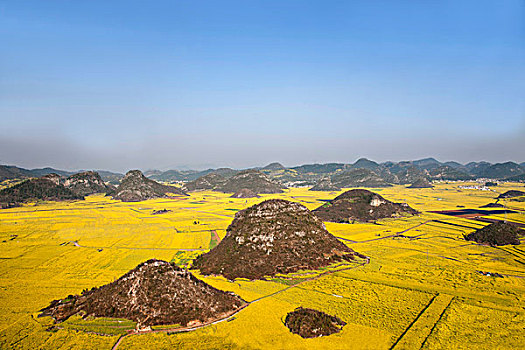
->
64 171 111 196
41 173 62 185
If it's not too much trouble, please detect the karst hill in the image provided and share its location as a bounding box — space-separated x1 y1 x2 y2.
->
408 178 434 188
214 170 285 194
192 199 359 280
182 173 226 192
110 170 187 202
40 259 246 328
465 222 522 246
0 176 83 209
313 189 418 223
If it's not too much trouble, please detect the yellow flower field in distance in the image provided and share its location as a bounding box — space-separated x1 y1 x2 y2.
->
0 183 524 349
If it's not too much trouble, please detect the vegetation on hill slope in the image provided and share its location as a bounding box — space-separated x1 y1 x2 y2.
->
330 168 391 188
284 307 346 338
313 189 418 223
497 190 525 199
193 199 358 280
309 177 341 191
261 162 286 171
478 162 524 179
40 259 246 328
0 177 83 208
110 170 187 202
428 165 472 181
0 165 33 182
350 158 381 171
214 170 284 194
464 222 521 246
183 173 225 192
408 178 434 188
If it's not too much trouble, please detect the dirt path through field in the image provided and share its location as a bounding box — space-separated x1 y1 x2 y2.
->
179 207 235 218
69 241 205 251
336 220 434 244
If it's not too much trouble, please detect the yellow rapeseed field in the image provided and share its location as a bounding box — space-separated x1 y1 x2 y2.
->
0 183 524 349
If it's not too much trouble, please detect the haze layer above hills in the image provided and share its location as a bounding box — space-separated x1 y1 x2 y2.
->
2 158 524 186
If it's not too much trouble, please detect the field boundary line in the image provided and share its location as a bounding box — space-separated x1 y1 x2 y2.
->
337 220 434 244
111 334 126 350
389 294 437 350
419 296 454 349
390 293 454 350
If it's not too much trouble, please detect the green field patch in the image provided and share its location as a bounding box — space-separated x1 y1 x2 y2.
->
151 323 182 330
171 251 200 268
209 231 220 249
61 315 136 335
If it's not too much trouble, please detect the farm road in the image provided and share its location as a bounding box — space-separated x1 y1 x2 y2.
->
69 241 205 252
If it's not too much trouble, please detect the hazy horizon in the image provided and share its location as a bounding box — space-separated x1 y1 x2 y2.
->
1 1 524 173
1 155 524 174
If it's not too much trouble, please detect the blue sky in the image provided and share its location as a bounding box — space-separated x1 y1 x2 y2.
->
1 1 524 171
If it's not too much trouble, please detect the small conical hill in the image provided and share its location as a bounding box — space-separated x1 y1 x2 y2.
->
39 259 246 328
192 199 358 280
214 170 284 194
464 222 521 246
408 178 434 188
497 190 525 199
313 189 418 223
111 170 187 202
183 173 225 192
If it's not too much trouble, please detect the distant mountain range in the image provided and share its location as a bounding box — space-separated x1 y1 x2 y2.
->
1 158 524 186
0 165 123 184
